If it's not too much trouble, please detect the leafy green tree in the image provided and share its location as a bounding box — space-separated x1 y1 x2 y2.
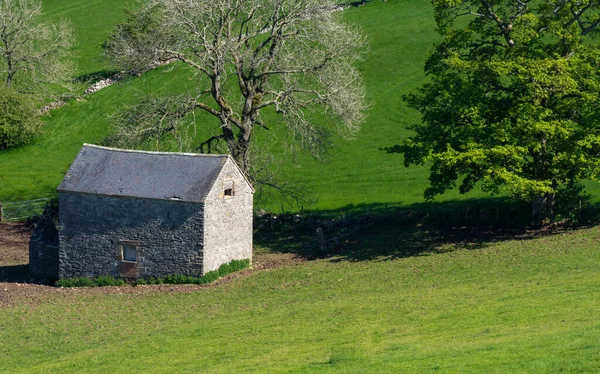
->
396 0 600 220
0 86 41 150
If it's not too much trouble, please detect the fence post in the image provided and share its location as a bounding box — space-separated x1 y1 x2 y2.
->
316 228 326 250
0 203 3 222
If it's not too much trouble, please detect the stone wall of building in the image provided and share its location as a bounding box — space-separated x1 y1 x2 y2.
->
202 159 253 273
29 213 60 282
58 193 204 279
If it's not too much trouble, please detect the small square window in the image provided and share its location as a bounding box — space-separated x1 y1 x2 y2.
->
224 180 234 197
123 244 137 262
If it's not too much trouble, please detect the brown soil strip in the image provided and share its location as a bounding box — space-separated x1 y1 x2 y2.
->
0 223 304 308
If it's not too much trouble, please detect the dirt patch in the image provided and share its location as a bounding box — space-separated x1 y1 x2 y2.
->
0 223 305 308
0 222 32 266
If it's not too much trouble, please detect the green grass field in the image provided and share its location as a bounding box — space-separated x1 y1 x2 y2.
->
2 222 600 372
2 0 600 210
1 2 599 372
0 0 504 211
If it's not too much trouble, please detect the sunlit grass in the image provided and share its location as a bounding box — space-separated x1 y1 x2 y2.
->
2 224 600 372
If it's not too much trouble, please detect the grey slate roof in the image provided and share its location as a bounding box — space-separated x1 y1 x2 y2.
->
58 144 230 202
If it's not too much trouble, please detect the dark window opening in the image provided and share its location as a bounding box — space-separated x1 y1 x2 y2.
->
224 180 234 197
123 244 137 262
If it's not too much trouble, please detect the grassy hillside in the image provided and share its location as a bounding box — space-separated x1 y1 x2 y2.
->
2 223 600 372
0 0 488 211
42 0 138 76
2 0 599 211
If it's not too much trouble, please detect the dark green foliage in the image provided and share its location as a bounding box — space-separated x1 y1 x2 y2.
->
217 259 251 277
397 0 600 220
0 87 42 150
94 276 126 287
55 277 96 288
55 276 125 287
55 259 250 288
197 271 220 284
162 274 192 284
134 259 250 286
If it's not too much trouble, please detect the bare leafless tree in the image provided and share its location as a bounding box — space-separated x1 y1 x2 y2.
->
104 0 367 176
0 0 75 95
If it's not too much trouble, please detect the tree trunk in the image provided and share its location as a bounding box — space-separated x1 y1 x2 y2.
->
531 192 555 226
221 122 251 175
234 128 252 175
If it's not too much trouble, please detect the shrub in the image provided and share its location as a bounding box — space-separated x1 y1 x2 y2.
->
135 259 251 286
147 277 164 285
55 276 125 287
0 87 42 150
95 276 125 287
163 274 191 284
55 277 95 287
198 271 219 284
57 259 251 287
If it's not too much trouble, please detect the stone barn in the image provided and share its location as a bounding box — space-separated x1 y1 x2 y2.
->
53 144 253 280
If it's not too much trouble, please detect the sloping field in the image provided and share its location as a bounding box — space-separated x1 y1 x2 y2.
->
3 0 600 210
1 222 600 372
1 0 505 211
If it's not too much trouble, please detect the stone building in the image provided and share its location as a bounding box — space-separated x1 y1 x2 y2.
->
49 144 253 280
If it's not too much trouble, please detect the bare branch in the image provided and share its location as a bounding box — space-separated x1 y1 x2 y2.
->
105 0 367 179
0 0 75 95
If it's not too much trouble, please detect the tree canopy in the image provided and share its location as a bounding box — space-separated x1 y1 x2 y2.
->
0 0 74 150
396 0 600 219
103 0 367 183
0 86 41 150
0 0 74 95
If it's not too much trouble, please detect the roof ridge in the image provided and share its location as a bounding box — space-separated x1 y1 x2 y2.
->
82 143 228 158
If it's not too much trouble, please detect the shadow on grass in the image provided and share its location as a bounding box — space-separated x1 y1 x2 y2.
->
341 0 373 7
254 199 591 263
75 70 121 84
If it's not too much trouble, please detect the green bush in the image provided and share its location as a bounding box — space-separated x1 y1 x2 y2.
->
55 277 95 287
134 259 251 286
197 271 219 284
56 259 251 287
0 87 42 150
163 274 192 284
55 276 125 287
147 277 164 285
95 276 126 287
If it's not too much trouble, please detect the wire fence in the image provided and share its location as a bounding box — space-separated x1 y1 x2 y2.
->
0 198 53 222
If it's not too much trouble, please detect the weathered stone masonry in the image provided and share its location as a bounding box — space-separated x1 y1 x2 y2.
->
203 160 254 272
59 193 205 279
38 144 255 281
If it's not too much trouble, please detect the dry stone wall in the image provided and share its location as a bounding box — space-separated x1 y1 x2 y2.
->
58 192 204 279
